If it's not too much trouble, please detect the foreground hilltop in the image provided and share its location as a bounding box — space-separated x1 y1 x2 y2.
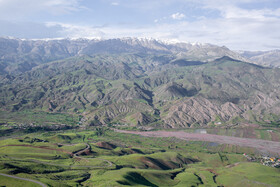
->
0 37 280 128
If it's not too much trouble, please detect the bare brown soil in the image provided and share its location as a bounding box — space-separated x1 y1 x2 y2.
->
225 162 240 168
205 168 218 175
270 132 280 142
116 130 280 155
96 141 116 150
242 127 256 139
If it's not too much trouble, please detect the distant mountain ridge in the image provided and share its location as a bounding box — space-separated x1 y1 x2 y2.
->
0 37 247 75
238 50 280 68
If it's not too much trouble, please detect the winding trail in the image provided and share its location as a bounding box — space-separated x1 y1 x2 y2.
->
72 143 113 168
73 143 91 157
95 158 113 167
0 173 47 187
115 129 280 155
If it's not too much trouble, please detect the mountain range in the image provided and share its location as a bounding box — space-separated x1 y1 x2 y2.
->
238 50 280 68
1 37 280 128
0 37 248 75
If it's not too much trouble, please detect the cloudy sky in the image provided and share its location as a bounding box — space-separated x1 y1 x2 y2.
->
0 0 280 50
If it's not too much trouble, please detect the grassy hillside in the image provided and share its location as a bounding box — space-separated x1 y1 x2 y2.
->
0 128 279 186
1 54 280 128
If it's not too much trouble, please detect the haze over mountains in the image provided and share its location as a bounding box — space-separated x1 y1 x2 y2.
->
1 37 280 128
239 50 280 68
0 37 251 75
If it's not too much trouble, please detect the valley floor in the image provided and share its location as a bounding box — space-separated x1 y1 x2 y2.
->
116 129 280 156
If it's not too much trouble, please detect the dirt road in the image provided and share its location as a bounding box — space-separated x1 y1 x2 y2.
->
116 130 280 155
73 143 113 167
0 173 47 187
73 143 90 157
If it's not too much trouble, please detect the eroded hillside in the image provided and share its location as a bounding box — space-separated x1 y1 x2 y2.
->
1 43 280 128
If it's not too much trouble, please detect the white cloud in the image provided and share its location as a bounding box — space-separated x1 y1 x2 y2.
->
43 0 85 13
171 12 186 20
1 0 280 50
45 22 106 39
44 13 280 51
0 0 83 20
200 0 280 20
0 20 62 39
111 2 119 6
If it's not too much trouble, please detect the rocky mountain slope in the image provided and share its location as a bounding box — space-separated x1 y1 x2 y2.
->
239 50 280 68
1 38 280 128
0 37 246 75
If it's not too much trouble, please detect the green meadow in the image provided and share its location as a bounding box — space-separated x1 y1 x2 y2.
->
0 128 279 186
